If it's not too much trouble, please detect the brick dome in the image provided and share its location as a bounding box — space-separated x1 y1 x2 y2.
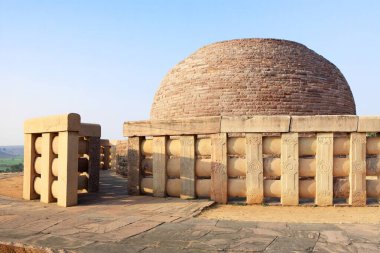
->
150 39 356 119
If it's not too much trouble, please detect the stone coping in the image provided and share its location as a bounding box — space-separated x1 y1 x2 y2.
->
123 115 380 136
123 116 221 137
24 113 101 137
24 113 81 133
79 123 101 137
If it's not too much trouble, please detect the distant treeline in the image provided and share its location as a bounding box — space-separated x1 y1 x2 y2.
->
0 157 24 173
0 163 23 173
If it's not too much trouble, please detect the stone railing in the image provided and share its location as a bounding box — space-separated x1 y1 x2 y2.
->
23 113 101 207
100 139 111 170
124 115 380 206
114 140 128 176
99 139 127 174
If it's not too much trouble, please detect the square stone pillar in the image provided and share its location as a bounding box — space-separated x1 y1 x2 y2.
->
127 137 142 195
57 131 79 207
23 134 39 200
349 133 367 206
180 136 195 200
245 133 263 204
109 141 117 171
281 133 299 206
211 133 228 204
88 137 100 193
153 136 167 197
315 133 334 206
40 133 55 203
102 146 110 170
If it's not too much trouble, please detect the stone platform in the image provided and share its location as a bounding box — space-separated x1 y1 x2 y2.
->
1 171 380 252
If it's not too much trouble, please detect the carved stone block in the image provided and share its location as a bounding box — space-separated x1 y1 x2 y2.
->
281 133 299 205
41 133 55 203
180 136 195 199
23 134 39 200
349 133 367 206
316 133 333 206
246 133 263 204
153 136 167 197
88 137 100 193
211 133 228 204
127 137 142 195
57 131 79 207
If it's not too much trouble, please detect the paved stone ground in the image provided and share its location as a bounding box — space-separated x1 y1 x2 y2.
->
0 171 213 252
1 171 380 252
82 218 380 253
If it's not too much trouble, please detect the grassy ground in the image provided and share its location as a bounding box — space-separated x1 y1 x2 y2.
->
0 156 23 173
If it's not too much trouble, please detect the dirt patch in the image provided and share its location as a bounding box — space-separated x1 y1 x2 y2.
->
200 204 380 224
0 175 23 199
0 243 50 253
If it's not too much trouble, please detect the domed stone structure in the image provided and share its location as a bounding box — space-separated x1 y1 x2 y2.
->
150 39 356 120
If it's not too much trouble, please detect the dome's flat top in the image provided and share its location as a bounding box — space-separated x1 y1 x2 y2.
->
150 38 356 119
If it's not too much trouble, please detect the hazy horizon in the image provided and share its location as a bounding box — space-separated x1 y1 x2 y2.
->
1 1 379 145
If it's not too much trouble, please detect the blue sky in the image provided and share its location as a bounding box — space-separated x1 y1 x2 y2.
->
0 1 379 145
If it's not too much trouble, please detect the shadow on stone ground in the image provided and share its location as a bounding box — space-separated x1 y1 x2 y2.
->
77 170 128 206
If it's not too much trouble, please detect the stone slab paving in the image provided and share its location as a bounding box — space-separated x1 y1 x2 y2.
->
0 171 213 252
76 218 380 253
1 171 380 252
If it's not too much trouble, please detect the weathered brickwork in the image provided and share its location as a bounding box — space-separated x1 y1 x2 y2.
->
150 39 356 119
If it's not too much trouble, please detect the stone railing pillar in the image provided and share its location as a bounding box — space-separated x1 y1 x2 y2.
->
23 134 39 200
211 133 228 204
153 136 167 197
315 133 334 206
281 133 299 206
349 133 367 206
245 133 263 204
127 137 142 195
180 136 195 199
